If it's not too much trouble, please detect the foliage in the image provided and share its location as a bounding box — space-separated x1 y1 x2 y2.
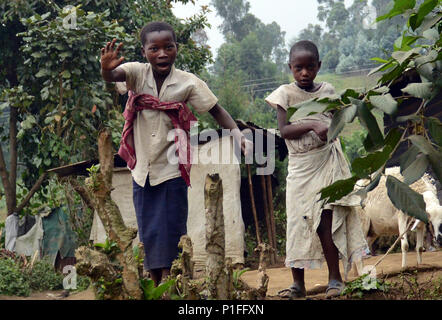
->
132 244 144 266
24 258 64 291
0 258 31 296
287 0 442 224
342 273 390 298
394 270 442 300
94 238 119 256
0 0 212 218
73 275 91 292
294 0 406 72
94 275 123 300
139 278 177 300
233 267 250 289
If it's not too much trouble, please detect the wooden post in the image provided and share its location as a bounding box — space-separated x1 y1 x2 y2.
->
259 175 275 265
205 173 230 300
246 165 261 244
266 175 277 261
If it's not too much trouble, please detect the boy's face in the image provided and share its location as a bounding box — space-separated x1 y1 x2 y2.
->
288 50 321 90
142 30 177 77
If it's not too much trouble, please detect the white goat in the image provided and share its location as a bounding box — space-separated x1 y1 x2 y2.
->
353 167 442 274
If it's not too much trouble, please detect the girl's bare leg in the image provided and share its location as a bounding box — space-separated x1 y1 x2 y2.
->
291 267 305 289
316 209 342 283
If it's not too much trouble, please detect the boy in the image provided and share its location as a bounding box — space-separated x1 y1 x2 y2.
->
265 40 368 298
100 21 250 286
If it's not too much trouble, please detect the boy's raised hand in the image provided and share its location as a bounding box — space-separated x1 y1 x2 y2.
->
101 38 124 71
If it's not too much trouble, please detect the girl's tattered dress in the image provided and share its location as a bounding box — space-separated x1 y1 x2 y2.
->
266 82 369 276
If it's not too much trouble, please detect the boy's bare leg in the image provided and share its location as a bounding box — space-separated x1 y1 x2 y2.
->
161 268 170 281
149 268 171 286
316 209 342 283
149 269 162 286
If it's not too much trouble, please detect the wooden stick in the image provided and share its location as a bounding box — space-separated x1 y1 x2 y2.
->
266 175 277 259
260 174 275 265
246 165 261 244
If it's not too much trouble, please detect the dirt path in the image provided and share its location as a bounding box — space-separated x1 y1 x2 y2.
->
241 250 442 298
1 250 440 300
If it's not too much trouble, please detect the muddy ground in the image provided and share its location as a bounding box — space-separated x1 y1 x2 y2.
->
1 250 441 300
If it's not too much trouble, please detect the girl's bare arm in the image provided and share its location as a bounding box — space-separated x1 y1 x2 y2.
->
277 105 328 140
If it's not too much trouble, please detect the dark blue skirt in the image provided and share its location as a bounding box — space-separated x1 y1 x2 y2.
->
132 176 188 270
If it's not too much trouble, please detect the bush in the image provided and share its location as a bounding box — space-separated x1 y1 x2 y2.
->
25 259 64 291
0 258 31 296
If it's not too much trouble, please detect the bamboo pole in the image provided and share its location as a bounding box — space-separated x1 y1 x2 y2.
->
246 164 261 244
259 174 275 265
265 175 277 260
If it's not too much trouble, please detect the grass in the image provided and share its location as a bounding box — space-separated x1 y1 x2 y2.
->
316 72 380 93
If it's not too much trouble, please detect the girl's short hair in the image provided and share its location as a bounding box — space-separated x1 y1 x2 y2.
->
140 21 177 46
289 40 320 62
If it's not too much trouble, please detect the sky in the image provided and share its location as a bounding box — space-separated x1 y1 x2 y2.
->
172 0 354 58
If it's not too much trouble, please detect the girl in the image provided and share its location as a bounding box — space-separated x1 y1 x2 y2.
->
265 40 368 299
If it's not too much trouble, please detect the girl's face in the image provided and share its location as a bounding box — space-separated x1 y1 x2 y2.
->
142 30 177 77
288 50 321 90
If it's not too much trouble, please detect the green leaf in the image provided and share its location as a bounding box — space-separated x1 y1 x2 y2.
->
417 13 442 33
371 86 390 94
427 117 442 146
422 28 440 41
352 145 392 179
327 105 357 142
371 57 390 64
369 94 398 115
409 134 442 182
409 134 435 155
35 69 50 78
402 153 429 184
376 0 416 22
386 175 428 223
287 99 328 121
61 70 71 79
384 128 403 150
396 114 421 123
399 145 420 173
402 82 433 99
409 0 439 30
0 102 9 110
357 103 384 151
391 48 420 65
339 89 361 104
319 176 359 204
368 61 395 76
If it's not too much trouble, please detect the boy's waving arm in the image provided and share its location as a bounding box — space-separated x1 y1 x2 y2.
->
100 38 126 82
209 104 253 157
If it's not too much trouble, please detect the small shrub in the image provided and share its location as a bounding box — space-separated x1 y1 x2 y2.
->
342 273 389 299
71 275 91 293
25 259 64 291
0 258 30 296
139 278 176 300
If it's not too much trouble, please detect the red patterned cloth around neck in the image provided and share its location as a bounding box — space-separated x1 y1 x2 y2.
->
118 91 197 186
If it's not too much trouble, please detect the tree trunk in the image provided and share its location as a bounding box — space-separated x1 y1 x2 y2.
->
205 173 230 300
81 129 142 300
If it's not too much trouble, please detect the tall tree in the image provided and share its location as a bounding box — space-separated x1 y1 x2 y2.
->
0 0 212 216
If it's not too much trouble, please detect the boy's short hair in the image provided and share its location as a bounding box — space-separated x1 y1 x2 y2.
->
289 40 320 62
140 21 177 46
